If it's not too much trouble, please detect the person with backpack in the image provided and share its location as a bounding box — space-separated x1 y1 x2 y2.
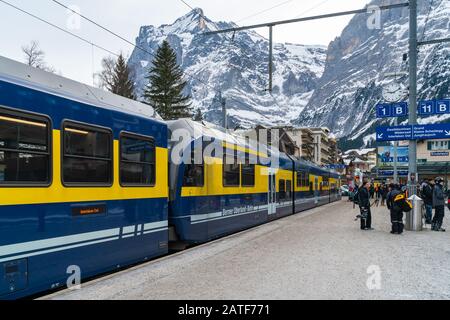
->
387 184 403 234
420 179 434 225
432 177 446 232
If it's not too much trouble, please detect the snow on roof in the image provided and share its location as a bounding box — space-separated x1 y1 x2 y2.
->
344 148 376 156
0 55 162 121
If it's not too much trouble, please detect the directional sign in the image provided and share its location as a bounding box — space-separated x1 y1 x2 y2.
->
376 125 413 141
413 123 450 140
436 100 450 114
376 123 450 142
376 104 392 118
418 101 435 115
392 102 408 117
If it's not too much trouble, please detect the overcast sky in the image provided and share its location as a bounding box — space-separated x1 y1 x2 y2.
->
0 0 369 85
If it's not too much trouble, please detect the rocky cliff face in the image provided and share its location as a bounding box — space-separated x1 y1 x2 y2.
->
128 8 326 128
295 0 450 145
129 1 450 146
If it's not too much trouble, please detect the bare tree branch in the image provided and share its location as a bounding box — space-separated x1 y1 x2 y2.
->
21 41 56 73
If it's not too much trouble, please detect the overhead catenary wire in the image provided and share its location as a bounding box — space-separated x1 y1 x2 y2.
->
51 0 239 101
0 0 119 57
236 0 296 23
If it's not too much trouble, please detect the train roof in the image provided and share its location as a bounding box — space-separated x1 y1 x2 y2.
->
0 55 162 122
168 119 290 158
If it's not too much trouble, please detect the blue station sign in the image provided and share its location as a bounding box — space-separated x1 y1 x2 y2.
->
376 123 450 142
377 99 450 118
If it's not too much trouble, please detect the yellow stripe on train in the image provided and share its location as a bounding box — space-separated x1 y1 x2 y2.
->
0 130 169 207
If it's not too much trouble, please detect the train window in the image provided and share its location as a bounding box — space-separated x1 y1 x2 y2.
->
0 109 51 185
183 149 204 187
62 121 112 186
223 148 240 187
279 179 286 201
296 171 309 188
286 180 292 200
120 133 156 186
241 154 255 187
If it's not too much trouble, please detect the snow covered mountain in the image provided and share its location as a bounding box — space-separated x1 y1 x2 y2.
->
129 1 450 146
295 0 450 146
128 8 327 128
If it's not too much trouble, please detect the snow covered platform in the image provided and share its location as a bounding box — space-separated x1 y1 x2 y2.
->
42 200 450 300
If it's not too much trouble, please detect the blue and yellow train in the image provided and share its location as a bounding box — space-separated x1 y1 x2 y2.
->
0 56 341 299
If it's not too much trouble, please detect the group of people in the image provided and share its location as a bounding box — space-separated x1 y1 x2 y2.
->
353 177 448 234
420 178 447 232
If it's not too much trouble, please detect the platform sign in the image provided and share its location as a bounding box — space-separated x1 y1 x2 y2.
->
325 164 346 170
377 99 450 118
378 170 409 177
418 101 435 115
436 100 450 114
376 104 392 118
392 102 408 117
376 125 413 141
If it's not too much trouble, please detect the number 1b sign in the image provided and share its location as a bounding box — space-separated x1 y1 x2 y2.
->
376 103 408 118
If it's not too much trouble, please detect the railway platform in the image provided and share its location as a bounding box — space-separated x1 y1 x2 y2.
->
43 200 450 300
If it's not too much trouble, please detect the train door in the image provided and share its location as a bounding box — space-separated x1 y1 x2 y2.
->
268 169 277 216
314 176 319 204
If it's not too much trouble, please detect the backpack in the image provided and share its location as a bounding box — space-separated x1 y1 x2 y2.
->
394 193 413 212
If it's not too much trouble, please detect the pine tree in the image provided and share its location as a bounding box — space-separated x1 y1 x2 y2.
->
193 108 203 122
110 53 135 99
144 40 192 120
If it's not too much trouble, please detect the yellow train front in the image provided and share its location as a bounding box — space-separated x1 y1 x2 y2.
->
168 120 341 244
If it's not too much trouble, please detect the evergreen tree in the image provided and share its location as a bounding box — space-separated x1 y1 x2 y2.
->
111 53 135 99
193 108 203 122
144 40 192 120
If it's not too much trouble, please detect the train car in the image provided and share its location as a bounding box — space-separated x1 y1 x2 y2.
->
168 120 342 245
0 56 169 299
168 119 271 243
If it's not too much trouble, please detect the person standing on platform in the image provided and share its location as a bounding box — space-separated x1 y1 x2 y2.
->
387 184 404 235
358 181 373 231
420 179 434 225
432 177 446 232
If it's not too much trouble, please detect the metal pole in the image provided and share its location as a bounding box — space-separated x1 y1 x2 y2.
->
408 0 418 194
394 117 398 183
204 2 409 35
222 97 227 130
269 25 273 93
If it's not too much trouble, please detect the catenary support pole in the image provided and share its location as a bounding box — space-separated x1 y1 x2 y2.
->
269 25 273 93
222 97 227 130
408 0 418 194
394 117 399 183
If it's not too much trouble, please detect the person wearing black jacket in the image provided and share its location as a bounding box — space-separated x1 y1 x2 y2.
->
421 179 434 225
432 177 446 232
387 184 404 234
358 181 373 231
